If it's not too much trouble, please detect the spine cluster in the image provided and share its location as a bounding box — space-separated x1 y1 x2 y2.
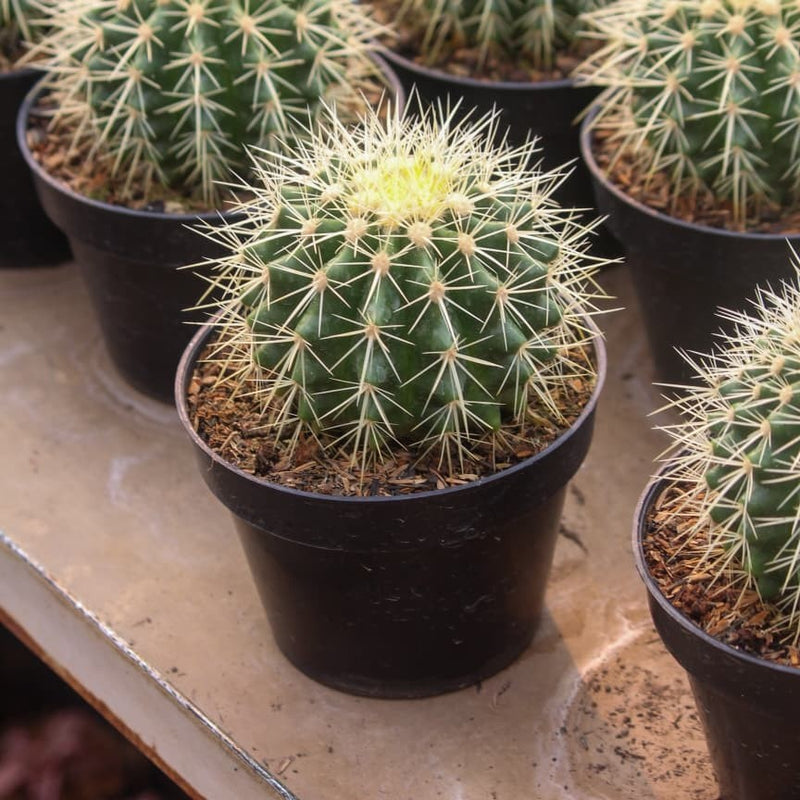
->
199 102 607 473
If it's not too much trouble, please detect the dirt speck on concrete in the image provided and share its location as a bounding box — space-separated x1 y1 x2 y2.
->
561 632 718 799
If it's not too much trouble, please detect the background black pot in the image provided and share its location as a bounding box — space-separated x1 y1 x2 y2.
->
176 323 606 699
17 84 236 402
580 114 798 386
17 59 403 403
381 49 600 211
1 68 70 267
634 477 800 800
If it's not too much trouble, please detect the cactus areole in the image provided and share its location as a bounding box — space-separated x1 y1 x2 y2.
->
198 102 607 476
37 0 383 205
577 0 800 226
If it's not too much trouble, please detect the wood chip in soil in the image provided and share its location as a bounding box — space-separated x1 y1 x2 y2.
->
0 35 25 71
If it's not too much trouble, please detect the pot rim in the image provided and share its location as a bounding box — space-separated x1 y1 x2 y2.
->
579 108 795 243
15 52 405 224
0 64 42 82
176 315 607 504
632 468 800 677
379 45 575 92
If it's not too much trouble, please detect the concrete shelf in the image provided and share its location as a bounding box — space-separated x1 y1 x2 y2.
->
0 261 717 799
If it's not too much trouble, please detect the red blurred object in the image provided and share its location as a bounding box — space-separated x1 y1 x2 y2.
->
0 625 188 800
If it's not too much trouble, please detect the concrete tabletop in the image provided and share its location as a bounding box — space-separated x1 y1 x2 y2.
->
0 259 718 800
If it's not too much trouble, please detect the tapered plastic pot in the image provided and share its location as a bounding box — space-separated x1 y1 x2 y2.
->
381 49 600 211
0 68 70 267
634 476 800 800
16 84 236 402
580 114 799 386
176 323 606 698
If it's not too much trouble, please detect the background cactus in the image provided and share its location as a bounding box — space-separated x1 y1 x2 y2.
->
387 0 599 72
1 0 43 65
35 0 384 205
659 261 800 638
576 0 800 227
198 101 608 474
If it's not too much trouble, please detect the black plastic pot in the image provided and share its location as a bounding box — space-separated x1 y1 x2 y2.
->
580 114 799 386
176 324 606 698
16 84 236 402
0 68 70 267
381 49 600 211
634 477 800 800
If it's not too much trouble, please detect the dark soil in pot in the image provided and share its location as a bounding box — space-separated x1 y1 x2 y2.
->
581 117 799 386
634 477 800 800
0 68 70 267
175 324 606 699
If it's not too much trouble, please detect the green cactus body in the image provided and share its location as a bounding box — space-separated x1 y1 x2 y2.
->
395 0 596 71
577 0 800 224
202 103 605 469
1 0 42 61
661 271 800 636
40 0 382 204
2 0 33 36
704 351 800 599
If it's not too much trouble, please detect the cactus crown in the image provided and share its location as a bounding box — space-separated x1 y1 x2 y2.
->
34 0 384 206
196 100 608 477
576 0 800 227
392 0 599 72
659 259 800 641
